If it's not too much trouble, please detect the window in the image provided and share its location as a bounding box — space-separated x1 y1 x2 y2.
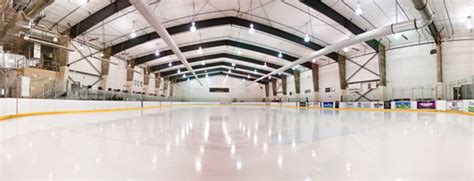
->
325 87 331 93
209 88 229 93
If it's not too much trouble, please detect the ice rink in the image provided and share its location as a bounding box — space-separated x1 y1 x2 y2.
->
0 106 472 180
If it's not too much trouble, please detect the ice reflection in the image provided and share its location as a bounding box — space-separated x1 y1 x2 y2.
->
0 106 472 179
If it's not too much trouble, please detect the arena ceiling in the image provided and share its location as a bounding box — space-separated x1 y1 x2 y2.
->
39 0 469 80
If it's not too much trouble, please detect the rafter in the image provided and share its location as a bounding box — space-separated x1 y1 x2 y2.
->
150 53 294 74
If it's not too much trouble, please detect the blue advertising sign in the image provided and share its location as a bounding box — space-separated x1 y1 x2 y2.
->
322 102 334 108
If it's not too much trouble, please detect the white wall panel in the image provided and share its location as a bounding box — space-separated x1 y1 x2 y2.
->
319 63 341 102
107 56 127 91
173 76 264 102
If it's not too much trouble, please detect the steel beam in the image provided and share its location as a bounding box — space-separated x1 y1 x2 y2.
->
169 67 271 80
176 72 263 84
300 0 380 50
134 39 311 68
150 53 294 74
160 62 276 77
111 17 340 61
70 0 131 38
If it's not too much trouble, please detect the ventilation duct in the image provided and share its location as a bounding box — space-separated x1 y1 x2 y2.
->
251 0 435 83
130 0 203 86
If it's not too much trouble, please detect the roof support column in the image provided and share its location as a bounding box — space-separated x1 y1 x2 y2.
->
338 55 347 102
126 61 135 94
294 70 301 101
436 38 445 100
272 78 277 97
282 76 287 102
312 64 319 102
163 77 169 97
155 73 161 95
143 68 150 95
100 47 111 91
169 80 174 97
377 44 387 101
264 82 270 102
57 31 70 85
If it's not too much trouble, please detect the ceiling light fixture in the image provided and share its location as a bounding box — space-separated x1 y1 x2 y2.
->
278 51 283 58
78 0 88 5
248 0 256 34
129 30 137 38
190 22 197 32
304 34 310 42
201 61 205 65
343 47 349 53
177 69 181 74
355 1 363 16
197 46 203 54
155 49 160 56
168 62 172 67
190 1 197 32
182 74 186 78
53 35 58 42
129 21 137 38
249 23 255 34
232 62 236 67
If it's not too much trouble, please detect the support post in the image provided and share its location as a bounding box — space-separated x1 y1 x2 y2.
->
272 78 277 97
264 81 270 102
57 31 70 87
378 44 387 101
436 38 444 100
126 61 135 94
295 70 301 101
282 76 287 102
163 77 169 97
169 80 174 97
338 55 347 102
143 68 150 95
155 73 161 95
100 47 111 91
312 63 319 102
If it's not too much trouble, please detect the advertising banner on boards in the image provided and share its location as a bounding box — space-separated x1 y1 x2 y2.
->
345 102 355 108
394 101 411 109
298 102 307 107
373 102 384 109
384 101 391 109
322 102 334 108
308 102 320 108
467 100 474 112
416 101 436 109
358 102 371 108
447 101 463 111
